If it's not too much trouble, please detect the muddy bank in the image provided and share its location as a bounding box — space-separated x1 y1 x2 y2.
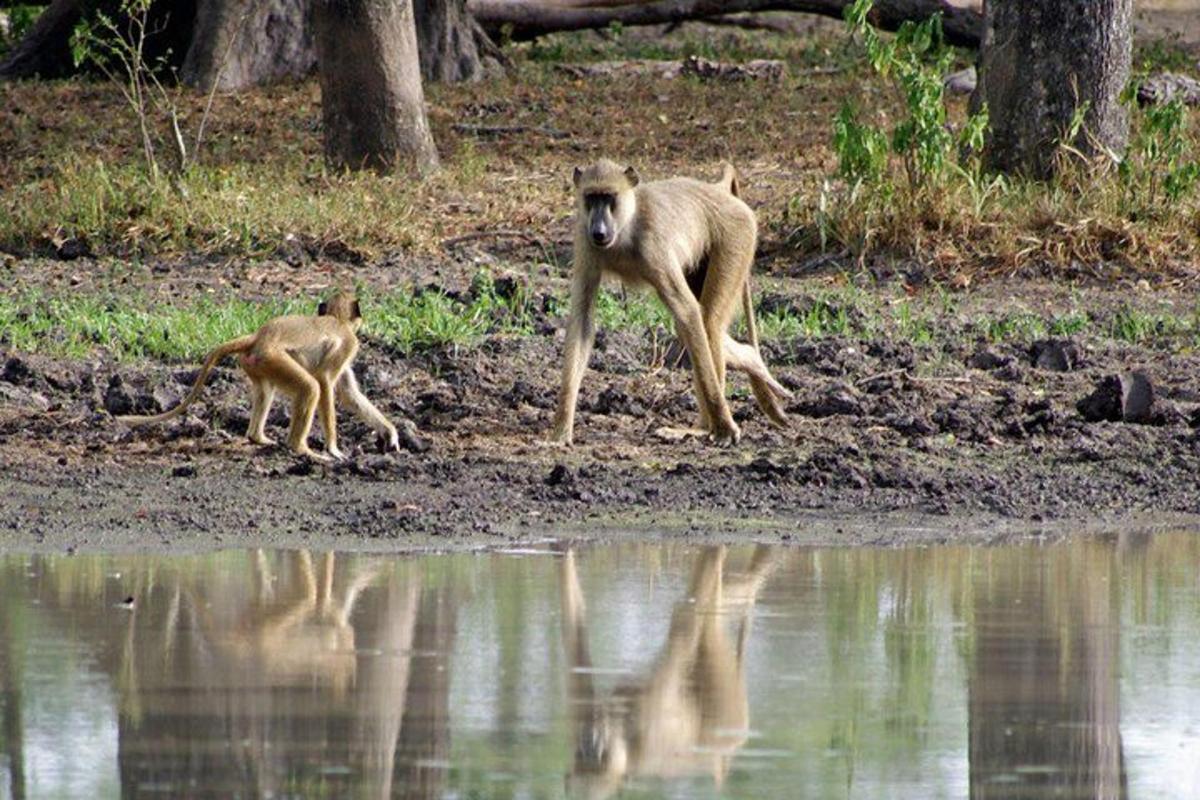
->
3 257 1200 551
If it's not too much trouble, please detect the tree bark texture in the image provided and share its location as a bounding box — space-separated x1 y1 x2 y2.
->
181 0 314 90
469 0 983 47
414 0 505 83
312 0 439 174
0 0 192 80
973 0 1132 178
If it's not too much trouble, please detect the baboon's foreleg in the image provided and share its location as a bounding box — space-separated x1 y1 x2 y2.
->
336 369 400 451
317 374 343 460
551 264 602 444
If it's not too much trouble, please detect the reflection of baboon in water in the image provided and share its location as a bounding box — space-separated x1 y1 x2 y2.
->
560 545 780 797
184 550 382 695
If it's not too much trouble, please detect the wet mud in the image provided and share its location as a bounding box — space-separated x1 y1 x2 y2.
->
3 256 1200 550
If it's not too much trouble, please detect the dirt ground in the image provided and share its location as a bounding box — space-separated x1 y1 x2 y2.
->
3 249 1200 552
3 15 1200 552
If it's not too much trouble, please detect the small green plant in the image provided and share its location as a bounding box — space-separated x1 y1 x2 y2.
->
1119 94 1200 213
894 300 933 345
837 0 988 194
70 0 239 182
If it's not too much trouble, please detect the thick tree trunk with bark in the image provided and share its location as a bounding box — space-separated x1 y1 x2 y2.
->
972 0 1132 178
470 0 984 46
414 0 505 83
0 0 192 80
312 0 439 174
181 0 314 90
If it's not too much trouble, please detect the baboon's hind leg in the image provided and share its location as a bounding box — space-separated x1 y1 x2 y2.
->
722 336 791 426
246 379 277 445
264 353 327 461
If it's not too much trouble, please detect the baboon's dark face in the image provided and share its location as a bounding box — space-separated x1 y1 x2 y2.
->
583 191 619 248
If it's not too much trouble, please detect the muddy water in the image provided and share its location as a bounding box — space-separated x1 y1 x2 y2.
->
0 534 1197 799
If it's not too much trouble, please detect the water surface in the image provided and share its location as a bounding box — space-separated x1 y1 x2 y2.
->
1 533 1198 799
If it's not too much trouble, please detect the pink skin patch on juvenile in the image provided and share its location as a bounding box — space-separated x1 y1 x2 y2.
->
240 353 260 369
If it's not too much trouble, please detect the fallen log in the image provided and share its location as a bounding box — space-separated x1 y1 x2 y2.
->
555 55 786 81
470 0 983 47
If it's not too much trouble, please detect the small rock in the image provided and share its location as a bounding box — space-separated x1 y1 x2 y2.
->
172 465 197 478
2 356 34 386
968 349 1011 371
103 374 137 415
1077 371 1155 423
55 236 90 260
1030 338 1081 372
396 419 429 453
546 464 572 486
285 460 316 476
795 382 863 418
943 66 977 95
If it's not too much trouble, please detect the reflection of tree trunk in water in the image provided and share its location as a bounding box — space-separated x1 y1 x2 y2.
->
357 574 422 799
393 586 458 800
968 542 1127 799
0 603 26 800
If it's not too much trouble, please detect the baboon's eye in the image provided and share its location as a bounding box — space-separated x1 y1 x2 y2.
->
585 192 616 208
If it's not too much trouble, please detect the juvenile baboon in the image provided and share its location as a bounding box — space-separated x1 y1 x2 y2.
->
550 160 791 446
118 293 402 461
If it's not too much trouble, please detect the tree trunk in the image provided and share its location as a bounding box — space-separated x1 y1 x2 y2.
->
470 0 984 47
413 0 505 83
181 0 314 90
972 0 1132 178
312 0 439 174
0 0 86 79
0 0 192 80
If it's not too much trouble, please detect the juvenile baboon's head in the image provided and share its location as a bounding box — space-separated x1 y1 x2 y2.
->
318 292 363 331
573 160 639 249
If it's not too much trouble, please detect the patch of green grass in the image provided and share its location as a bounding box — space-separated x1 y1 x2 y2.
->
594 288 672 332
982 312 1048 344
0 278 543 361
759 296 854 340
1047 311 1089 337
0 156 420 257
1106 304 1191 344
0 293 300 360
893 300 934 345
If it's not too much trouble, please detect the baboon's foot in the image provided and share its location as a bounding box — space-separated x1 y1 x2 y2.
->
248 434 276 446
326 446 347 461
294 446 333 463
707 419 741 446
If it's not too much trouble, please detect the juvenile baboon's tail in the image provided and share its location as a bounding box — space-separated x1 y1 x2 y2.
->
719 161 741 198
117 334 257 426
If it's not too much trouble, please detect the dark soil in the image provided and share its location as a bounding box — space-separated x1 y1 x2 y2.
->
3 252 1200 552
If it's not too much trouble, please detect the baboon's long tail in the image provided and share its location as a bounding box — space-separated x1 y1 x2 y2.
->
116 334 257 426
742 277 760 352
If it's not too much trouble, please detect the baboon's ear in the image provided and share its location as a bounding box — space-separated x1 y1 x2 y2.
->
318 301 329 317
352 300 361 319
572 166 583 187
624 166 640 187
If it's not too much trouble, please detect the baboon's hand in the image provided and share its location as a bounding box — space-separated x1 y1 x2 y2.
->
383 426 401 452
327 446 347 461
